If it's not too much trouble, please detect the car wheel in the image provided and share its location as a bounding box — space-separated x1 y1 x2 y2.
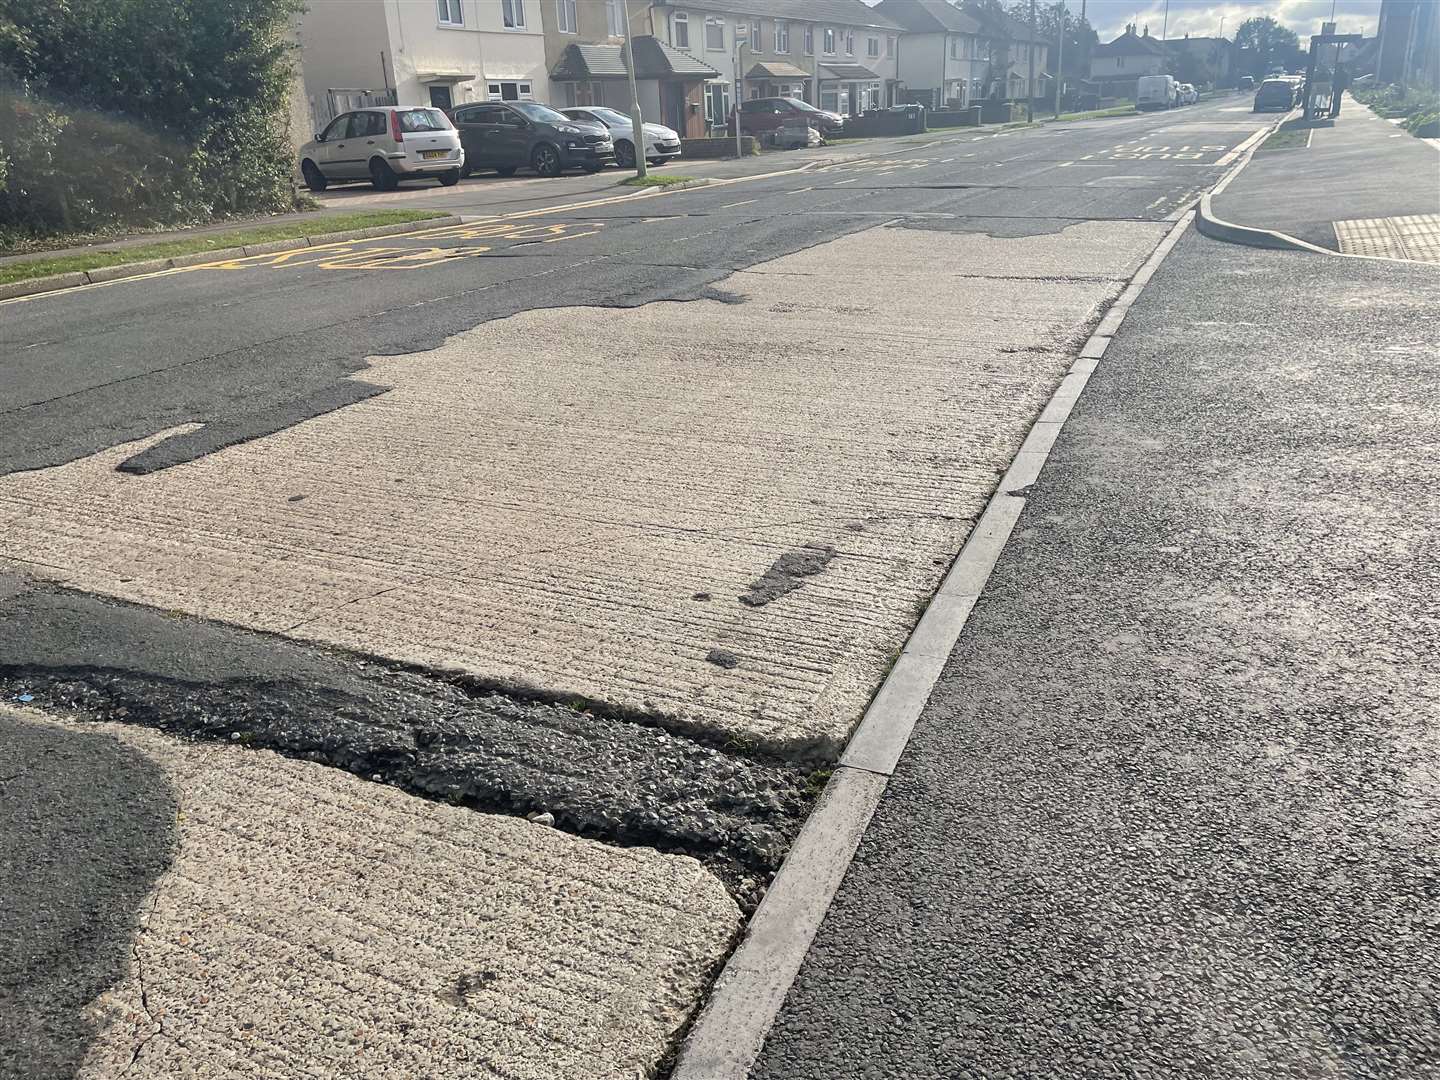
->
301 161 328 193
369 158 399 191
531 143 562 178
614 140 636 169
438 168 461 186
496 166 517 177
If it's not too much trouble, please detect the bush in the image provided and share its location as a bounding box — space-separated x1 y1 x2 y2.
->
0 0 303 244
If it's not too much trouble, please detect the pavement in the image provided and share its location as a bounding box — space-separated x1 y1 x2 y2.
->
1210 94 1440 257
1 95 1321 1078
751 224 1440 1078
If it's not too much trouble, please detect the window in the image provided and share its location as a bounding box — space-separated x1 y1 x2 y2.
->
774 20 788 53
673 11 689 48
887 35 895 57
751 20 762 51
823 27 834 53
705 80 730 125
502 0 524 28
867 36 879 58
437 0 462 26
555 0 576 33
606 0 624 36
950 37 959 59
704 15 724 50
845 29 854 55
487 81 534 101
804 26 814 55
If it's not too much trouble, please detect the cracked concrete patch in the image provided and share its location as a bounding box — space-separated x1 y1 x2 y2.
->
0 220 1167 754
0 707 741 1080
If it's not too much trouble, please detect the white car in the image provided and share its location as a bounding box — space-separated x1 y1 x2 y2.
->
559 107 682 168
1179 83 1199 105
299 106 464 192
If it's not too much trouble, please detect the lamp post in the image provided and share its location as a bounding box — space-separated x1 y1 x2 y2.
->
1054 2 1065 119
623 15 648 179
734 26 748 158
1028 0 1037 120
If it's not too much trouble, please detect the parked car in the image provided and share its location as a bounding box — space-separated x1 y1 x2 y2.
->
1178 83 1199 105
300 106 462 192
732 97 844 141
450 101 613 178
1253 78 1297 112
1238 75 1256 91
558 107 681 168
1136 74 1178 111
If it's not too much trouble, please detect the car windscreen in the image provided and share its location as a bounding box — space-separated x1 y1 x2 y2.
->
511 102 569 124
784 98 821 112
587 107 632 127
397 108 453 132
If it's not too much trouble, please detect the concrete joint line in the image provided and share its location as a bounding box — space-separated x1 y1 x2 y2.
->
671 209 1199 1080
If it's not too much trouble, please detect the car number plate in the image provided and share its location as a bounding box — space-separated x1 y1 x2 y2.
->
421 149 448 160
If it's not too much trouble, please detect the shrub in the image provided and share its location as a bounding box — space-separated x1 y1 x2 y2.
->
0 0 303 244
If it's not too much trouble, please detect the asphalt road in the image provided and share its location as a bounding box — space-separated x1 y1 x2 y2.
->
0 95 1280 1079
751 224 1440 1077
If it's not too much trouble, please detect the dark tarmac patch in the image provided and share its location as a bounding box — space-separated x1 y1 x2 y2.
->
706 649 741 669
0 713 176 1080
890 215 1123 238
739 544 837 607
0 585 810 905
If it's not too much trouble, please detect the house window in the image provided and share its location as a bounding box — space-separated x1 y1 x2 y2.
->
437 0 462 26
845 29 854 55
751 20 762 51
887 35 895 57
704 15 724 50
823 27 835 54
502 0 524 29
605 0 624 36
487 81 533 100
774 20 788 53
705 81 730 126
555 0 576 34
804 26 814 55
866 36 879 58
821 90 838 112
950 37 959 59
673 11 689 48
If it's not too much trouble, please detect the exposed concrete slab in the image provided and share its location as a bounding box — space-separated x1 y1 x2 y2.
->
0 707 740 1080
0 220 1167 754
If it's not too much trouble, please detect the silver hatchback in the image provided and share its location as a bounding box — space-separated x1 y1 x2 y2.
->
299 106 464 191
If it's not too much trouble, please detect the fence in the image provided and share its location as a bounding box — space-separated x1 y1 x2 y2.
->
309 88 398 134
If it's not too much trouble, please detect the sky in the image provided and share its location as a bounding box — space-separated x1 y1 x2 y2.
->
1074 0 1382 41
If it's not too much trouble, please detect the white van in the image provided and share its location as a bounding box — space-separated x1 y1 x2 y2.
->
1136 75 1177 111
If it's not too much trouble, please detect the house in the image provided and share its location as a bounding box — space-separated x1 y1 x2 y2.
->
1089 24 1167 95
647 0 905 127
877 0 1050 108
1376 0 1440 87
544 0 720 138
297 0 550 130
1163 34 1233 88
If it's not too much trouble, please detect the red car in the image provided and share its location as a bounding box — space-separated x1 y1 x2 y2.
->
731 97 845 139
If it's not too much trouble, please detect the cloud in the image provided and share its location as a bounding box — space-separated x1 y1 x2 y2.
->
1084 0 1382 41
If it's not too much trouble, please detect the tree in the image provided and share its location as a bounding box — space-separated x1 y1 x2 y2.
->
1235 16 1300 76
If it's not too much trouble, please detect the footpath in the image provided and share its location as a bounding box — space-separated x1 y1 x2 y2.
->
1206 94 1440 260
745 159 1440 1074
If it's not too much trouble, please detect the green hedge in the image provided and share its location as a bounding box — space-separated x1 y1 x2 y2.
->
0 0 302 244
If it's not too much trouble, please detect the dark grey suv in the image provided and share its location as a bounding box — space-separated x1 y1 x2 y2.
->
451 101 613 178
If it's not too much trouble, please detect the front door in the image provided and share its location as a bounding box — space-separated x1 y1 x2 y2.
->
428 84 453 110
660 82 685 135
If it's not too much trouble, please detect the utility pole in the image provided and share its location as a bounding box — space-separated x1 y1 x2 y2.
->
622 13 648 179
1161 0 1169 40
1054 2 1065 119
733 28 746 158
1028 0 1037 121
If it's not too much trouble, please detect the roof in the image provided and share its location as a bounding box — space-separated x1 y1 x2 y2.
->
551 36 720 81
653 0 904 33
1094 30 1167 57
747 61 813 79
820 63 881 80
873 0 981 34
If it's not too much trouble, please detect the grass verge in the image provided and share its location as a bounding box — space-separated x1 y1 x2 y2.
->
1051 105 1138 122
1258 120 1313 151
618 173 697 188
0 210 450 286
